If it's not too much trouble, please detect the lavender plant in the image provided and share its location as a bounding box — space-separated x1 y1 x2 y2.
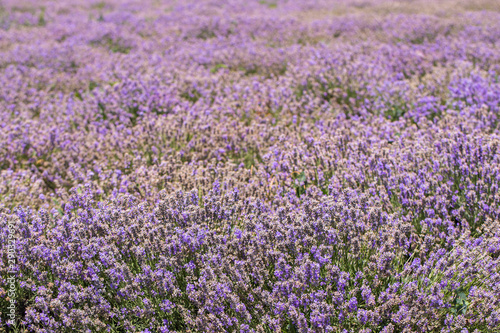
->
1 0 500 332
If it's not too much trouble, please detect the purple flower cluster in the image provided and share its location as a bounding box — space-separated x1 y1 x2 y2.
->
1 0 500 332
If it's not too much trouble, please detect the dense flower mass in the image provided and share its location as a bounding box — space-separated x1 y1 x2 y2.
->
1 0 500 332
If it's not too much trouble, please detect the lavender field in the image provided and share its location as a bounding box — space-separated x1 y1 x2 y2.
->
1 0 500 332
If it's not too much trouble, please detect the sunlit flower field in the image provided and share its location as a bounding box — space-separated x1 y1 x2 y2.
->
1 0 500 332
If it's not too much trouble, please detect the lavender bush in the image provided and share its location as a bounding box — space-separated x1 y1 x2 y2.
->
1 0 500 332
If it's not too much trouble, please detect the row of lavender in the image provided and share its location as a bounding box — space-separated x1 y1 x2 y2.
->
1 0 500 332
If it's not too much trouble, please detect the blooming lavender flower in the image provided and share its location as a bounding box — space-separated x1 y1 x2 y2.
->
1 0 500 332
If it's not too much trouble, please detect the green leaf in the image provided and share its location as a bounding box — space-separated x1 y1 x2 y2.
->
89 80 99 91
74 90 83 101
451 287 469 315
286 321 298 333
297 171 306 183
210 63 227 73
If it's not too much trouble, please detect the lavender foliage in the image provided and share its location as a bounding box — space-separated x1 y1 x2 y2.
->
1 0 500 332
